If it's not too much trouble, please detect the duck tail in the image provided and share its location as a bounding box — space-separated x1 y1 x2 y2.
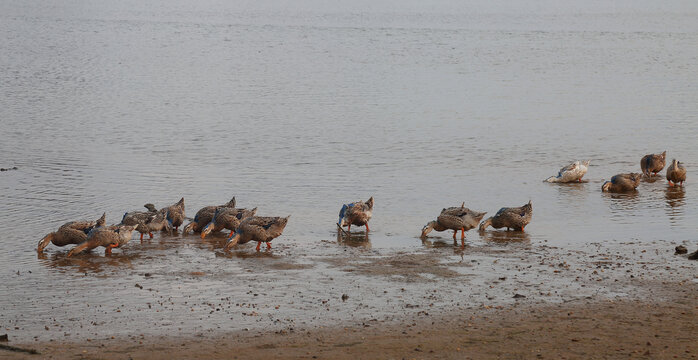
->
544 176 558 183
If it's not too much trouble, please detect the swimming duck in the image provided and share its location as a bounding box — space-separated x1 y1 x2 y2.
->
544 160 591 183
338 197 374 233
37 213 106 253
421 202 487 245
120 203 159 240
666 159 686 187
182 197 237 234
201 206 257 239
641 151 666 177
159 197 185 230
601 173 642 192
224 215 290 251
67 224 137 256
479 201 532 231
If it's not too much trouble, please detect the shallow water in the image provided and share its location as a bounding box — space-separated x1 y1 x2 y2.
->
1 0 697 342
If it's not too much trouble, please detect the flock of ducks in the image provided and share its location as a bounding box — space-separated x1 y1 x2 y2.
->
36 151 686 256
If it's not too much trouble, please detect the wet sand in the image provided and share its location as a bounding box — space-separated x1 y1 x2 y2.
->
5 291 696 359
3 238 696 359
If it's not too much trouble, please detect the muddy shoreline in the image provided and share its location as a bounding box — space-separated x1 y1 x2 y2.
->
3 238 697 359
5 291 696 359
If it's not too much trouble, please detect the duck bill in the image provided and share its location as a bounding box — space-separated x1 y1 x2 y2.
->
201 223 213 239
37 233 54 253
224 233 240 251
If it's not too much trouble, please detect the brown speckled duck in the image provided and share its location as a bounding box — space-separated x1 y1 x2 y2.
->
182 197 237 234
338 197 374 233
67 224 137 256
224 215 290 251
421 202 487 245
201 206 257 239
37 213 106 253
120 203 159 240
160 197 185 230
601 173 642 192
666 159 686 187
641 151 666 177
479 201 532 232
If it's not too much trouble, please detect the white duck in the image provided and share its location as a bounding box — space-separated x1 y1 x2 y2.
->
544 160 590 183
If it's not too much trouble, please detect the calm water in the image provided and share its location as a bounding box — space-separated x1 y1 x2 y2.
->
1 0 697 341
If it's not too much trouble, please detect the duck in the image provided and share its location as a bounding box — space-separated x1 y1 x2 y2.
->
37 213 106 253
479 201 532 231
120 203 159 240
224 215 290 251
421 202 487 245
641 151 666 177
67 224 137 256
544 160 591 183
666 159 686 187
159 197 185 230
182 197 237 234
201 206 257 239
338 197 374 233
601 173 642 192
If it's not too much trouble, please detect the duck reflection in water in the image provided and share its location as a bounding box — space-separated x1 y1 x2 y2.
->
665 186 686 223
479 229 531 244
337 225 371 249
602 190 640 212
38 250 138 274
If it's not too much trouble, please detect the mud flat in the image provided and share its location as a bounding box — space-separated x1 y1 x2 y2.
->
3 238 696 359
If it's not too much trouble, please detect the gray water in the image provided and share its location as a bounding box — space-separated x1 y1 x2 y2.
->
1 0 697 343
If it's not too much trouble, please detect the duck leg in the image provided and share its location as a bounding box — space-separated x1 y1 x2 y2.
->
104 244 117 255
460 227 465 240
668 180 674 187
452 230 457 240
365 224 370 233
140 233 144 241
148 232 153 239
256 242 261 251
347 224 351 233
266 242 272 250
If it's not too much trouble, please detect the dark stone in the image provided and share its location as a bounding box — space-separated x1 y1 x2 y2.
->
675 245 688 254
513 294 526 299
688 250 698 260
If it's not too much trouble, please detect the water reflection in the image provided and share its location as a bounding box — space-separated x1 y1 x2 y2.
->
664 186 686 223
216 248 280 259
552 181 589 198
337 229 371 249
479 230 531 244
602 190 640 212
38 251 139 274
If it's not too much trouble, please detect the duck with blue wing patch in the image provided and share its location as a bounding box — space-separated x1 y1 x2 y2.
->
338 197 374 233
37 213 106 253
201 206 257 239
182 197 237 234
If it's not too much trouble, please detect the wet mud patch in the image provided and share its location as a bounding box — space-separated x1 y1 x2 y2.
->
326 251 462 282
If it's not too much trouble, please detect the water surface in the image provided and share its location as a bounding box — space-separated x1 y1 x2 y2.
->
1 0 696 342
